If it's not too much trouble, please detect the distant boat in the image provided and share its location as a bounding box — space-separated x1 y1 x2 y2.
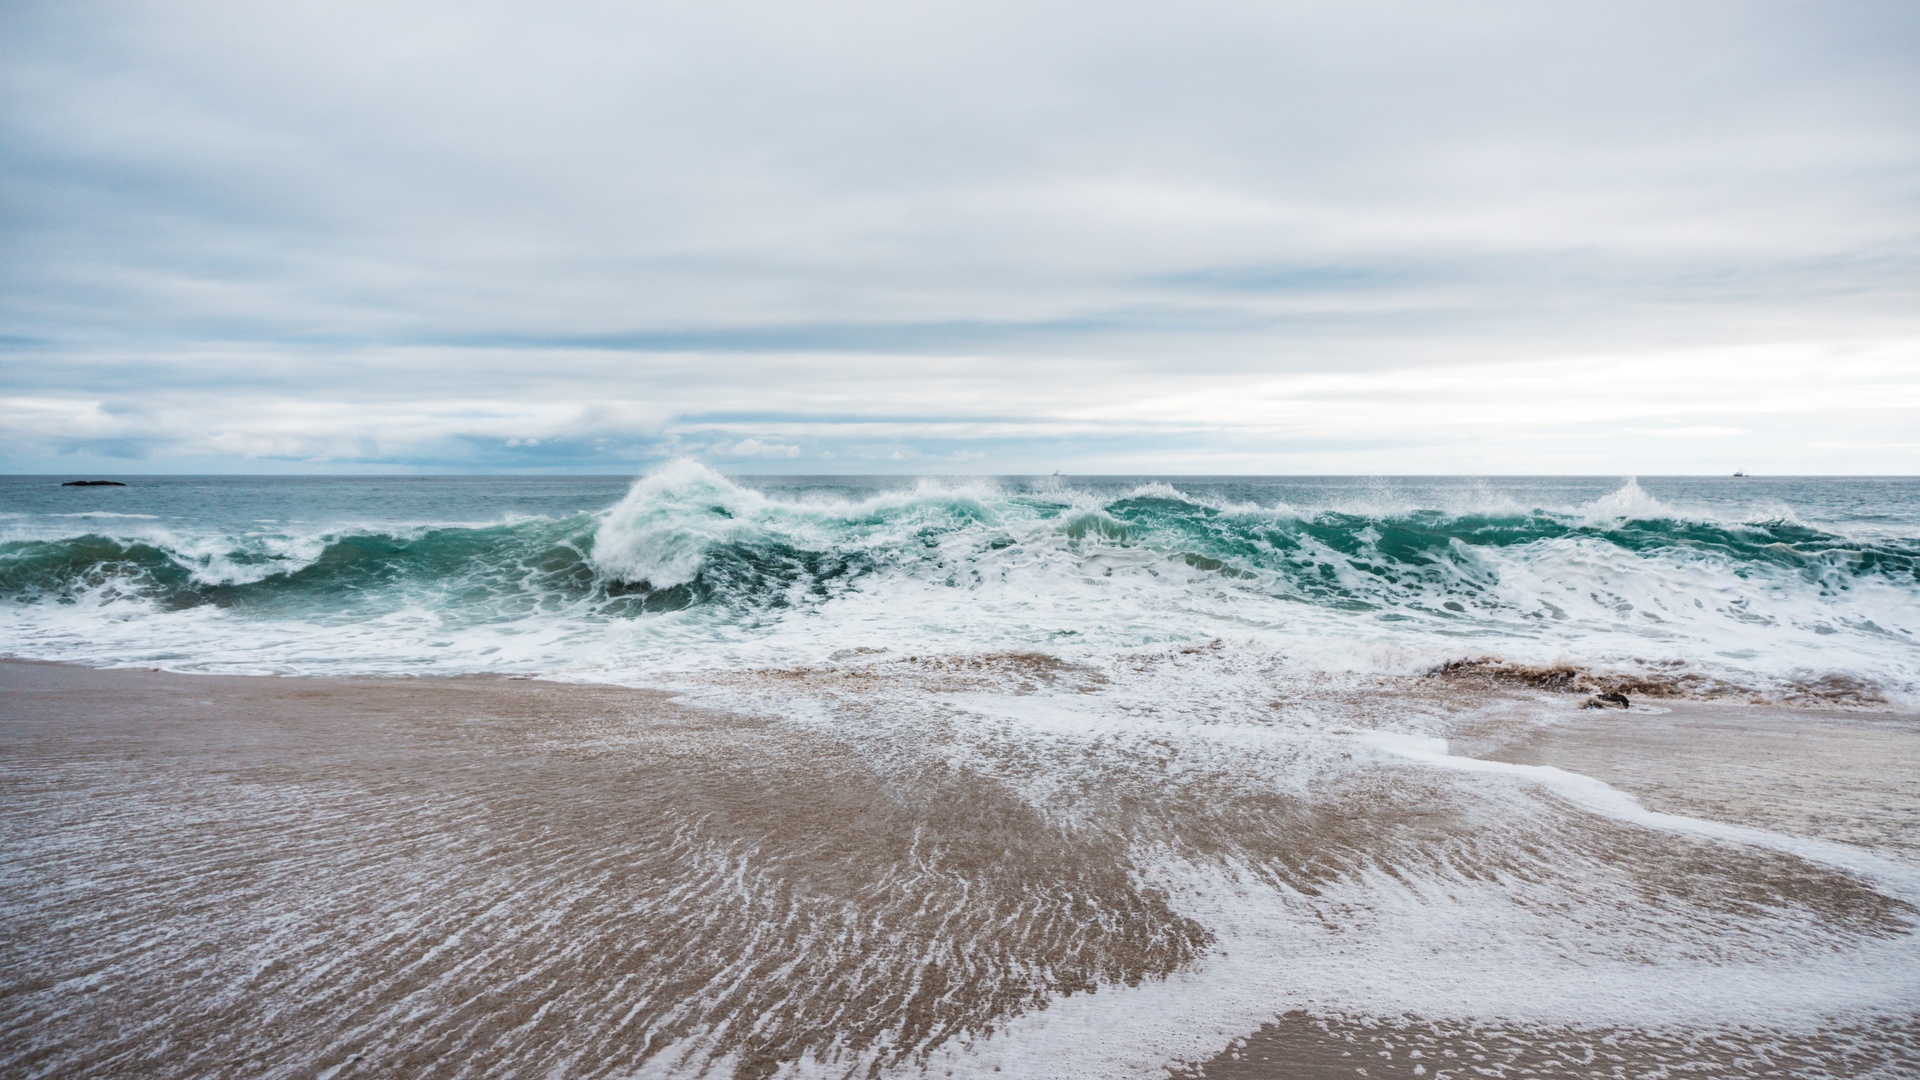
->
62 479 127 487
1732 470 1748 477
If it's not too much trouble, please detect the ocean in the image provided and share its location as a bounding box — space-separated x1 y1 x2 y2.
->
3 466 1917 696
3 466 1918 1078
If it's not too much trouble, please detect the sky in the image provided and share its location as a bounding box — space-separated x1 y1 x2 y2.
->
2 0 1917 475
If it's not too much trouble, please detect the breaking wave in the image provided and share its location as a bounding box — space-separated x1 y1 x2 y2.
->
2 462 1916 696
7 467 1920 1079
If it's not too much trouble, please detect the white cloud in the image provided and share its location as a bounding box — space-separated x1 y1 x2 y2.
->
1 1 1915 472
0 394 670 465
727 439 801 459
1619 427 1751 439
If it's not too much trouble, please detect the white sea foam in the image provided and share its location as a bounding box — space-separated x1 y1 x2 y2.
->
4 464 1917 703
626 645 1920 1079
6 466 1919 1078
1574 475 1679 522
48 511 161 519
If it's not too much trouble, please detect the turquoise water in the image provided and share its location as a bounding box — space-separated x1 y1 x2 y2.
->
8 466 1920 1077
3 465 1917 696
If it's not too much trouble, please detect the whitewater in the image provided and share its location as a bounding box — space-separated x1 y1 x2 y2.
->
4 466 1920 1079
2 464 1916 699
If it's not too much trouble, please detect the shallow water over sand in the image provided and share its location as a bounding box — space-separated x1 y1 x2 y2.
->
3 659 1916 1079
5 469 1918 1075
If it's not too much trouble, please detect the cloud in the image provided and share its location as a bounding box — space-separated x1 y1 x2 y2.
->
1 0 1916 472
0 393 671 467
1618 427 1752 439
726 439 801 459
3 337 1917 474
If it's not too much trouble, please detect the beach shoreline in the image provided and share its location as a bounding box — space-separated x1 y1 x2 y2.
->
0 658 1207 1078
3 658 1917 1078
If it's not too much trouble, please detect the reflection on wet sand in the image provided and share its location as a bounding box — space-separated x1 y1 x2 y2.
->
1173 1011 1920 1079
0 662 1206 1078
2 659 1916 1078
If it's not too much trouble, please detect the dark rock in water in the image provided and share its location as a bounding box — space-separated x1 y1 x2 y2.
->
61 480 127 486
1582 692 1631 710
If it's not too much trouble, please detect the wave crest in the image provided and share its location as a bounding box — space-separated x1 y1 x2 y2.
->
3 467 1916 697
590 459 755 589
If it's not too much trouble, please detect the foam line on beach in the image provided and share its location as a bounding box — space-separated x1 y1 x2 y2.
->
1355 729 1920 900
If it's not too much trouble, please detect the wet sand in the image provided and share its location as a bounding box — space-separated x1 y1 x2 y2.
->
0 660 1205 1078
1171 1010 1920 1079
1462 700 1920 862
3 660 1917 1078
1175 699 1920 1080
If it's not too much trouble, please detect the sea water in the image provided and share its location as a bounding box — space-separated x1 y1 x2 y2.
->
2 466 1916 698
3 466 1919 1077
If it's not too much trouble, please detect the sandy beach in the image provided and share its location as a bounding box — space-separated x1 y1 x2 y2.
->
4 658 1917 1078
0 660 1206 1077
8 0 1919 1064
1178 700 1920 1079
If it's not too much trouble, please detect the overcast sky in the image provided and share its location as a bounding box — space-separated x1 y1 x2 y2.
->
2 0 1916 474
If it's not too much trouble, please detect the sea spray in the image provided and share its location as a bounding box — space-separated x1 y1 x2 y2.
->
6 468 1920 1078
1 465 1915 698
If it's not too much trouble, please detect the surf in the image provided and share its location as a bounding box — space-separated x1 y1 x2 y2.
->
0 464 1915 700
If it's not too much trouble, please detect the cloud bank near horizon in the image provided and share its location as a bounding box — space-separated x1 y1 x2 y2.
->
3 0 1917 473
